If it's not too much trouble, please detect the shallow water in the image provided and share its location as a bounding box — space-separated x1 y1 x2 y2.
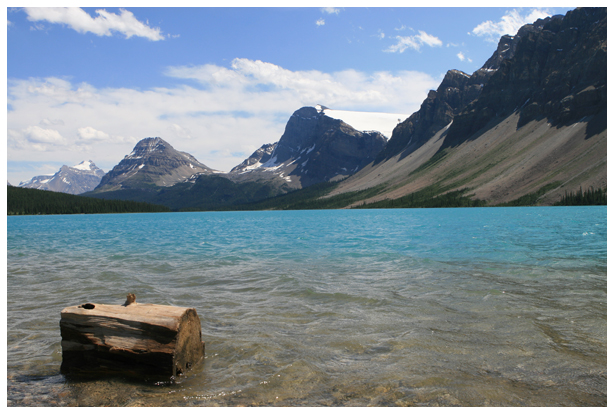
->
6 207 607 406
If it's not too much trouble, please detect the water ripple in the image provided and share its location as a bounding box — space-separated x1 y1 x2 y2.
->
7 207 607 406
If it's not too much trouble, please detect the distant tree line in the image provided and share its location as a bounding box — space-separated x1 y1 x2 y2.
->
7 186 170 215
9 180 603 216
554 186 606 206
495 182 562 207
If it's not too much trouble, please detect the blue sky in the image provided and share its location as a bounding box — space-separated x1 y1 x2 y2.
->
6 4 578 184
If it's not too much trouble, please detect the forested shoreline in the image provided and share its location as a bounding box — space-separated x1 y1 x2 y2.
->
7 186 170 215
6 184 606 215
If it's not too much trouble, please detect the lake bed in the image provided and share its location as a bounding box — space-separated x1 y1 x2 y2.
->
6 207 607 406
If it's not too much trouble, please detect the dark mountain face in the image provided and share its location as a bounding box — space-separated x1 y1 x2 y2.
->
377 8 606 161
375 69 488 163
230 143 276 173
442 7 606 149
329 7 606 208
19 161 105 195
272 106 323 164
95 137 214 191
231 106 387 187
375 32 526 164
374 40 517 164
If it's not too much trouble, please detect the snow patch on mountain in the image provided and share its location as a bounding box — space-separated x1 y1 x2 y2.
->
322 108 410 139
72 160 96 171
19 160 105 195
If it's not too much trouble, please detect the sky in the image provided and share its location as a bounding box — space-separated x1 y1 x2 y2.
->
5 3 579 185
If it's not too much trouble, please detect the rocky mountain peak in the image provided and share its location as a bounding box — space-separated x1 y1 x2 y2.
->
94 137 214 191
70 160 104 174
271 106 325 164
230 143 276 173
375 65 488 163
126 137 170 159
19 160 106 195
481 35 519 70
377 7 606 163
441 7 606 149
439 70 471 88
230 106 387 187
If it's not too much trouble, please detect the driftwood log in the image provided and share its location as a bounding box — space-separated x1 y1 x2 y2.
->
60 294 205 378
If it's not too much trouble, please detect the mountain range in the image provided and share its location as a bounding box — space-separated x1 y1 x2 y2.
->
79 105 394 210
19 7 607 210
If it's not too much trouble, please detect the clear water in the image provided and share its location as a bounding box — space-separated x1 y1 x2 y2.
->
6 207 607 406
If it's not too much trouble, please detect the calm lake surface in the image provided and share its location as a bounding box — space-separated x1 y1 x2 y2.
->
6 207 607 406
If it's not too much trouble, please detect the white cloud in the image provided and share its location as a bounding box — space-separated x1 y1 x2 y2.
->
25 126 65 144
385 30 442 53
167 58 437 112
316 18 325 26
321 7 340 15
8 126 66 152
77 126 110 142
417 31 443 47
7 59 440 183
23 7 165 41
456 52 472 63
472 8 552 42
30 22 46 31
167 123 192 139
40 118 65 127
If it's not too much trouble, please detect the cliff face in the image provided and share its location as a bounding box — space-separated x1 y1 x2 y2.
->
374 30 529 164
95 137 214 191
230 143 276 173
282 107 387 187
230 106 387 187
376 68 487 162
442 8 606 149
377 8 606 160
330 7 606 207
374 31 521 164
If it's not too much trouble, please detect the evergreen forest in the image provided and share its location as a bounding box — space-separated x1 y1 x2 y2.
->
7 186 170 215
554 187 607 206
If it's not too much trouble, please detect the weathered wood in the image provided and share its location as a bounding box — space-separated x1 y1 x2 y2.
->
60 294 205 379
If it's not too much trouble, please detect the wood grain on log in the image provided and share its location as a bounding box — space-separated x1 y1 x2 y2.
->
60 300 205 379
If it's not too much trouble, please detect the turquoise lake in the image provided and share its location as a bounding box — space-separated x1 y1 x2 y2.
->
6 207 607 406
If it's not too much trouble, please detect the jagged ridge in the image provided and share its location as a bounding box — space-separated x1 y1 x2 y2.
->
19 161 105 195
330 7 606 207
230 106 388 188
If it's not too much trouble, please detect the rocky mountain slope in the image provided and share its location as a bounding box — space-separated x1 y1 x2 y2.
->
85 105 394 209
18 160 105 195
86 136 288 210
229 105 388 188
328 7 606 207
81 7 605 210
94 137 215 192
230 143 277 174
